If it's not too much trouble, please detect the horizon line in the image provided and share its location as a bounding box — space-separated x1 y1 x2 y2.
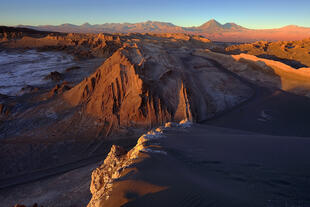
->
2 19 309 30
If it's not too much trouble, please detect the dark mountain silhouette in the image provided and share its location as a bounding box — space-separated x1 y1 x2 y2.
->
15 19 310 42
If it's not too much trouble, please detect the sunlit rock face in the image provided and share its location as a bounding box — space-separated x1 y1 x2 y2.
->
0 29 254 139
64 35 253 136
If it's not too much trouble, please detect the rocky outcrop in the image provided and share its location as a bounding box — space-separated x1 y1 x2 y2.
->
48 82 72 97
1 31 123 59
64 40 252 136
0 26 51 43
44 71 64 81
64 46 173 136
87 120 191 207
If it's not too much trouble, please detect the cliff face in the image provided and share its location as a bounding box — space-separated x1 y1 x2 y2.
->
64 46 192 135
64 39 253 136
64 46 172 135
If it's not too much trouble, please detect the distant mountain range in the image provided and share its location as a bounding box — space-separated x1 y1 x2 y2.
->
17 19 310 42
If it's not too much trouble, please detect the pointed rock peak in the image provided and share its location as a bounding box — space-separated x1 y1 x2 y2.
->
209 19 219 22
199 19 222 28
207 19 221 25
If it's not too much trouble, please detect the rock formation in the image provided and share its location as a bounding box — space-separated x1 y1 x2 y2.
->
194 49 310 97
226 38 310 68
0 28 253 140
0 29 123 59
2 27 310 144
63 36 252 136
48 82 72 97
87 120 191 207
44 71 64 81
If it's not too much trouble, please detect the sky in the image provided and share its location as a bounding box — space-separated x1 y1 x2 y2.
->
0 0 309 29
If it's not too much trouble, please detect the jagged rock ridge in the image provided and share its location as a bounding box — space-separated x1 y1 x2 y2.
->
64 38 253 136
87 120 191 207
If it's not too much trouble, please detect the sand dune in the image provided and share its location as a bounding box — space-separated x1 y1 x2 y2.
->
88 122 310 206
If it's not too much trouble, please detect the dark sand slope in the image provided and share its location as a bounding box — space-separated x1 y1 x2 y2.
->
0 163 97 207
205 87 310 137
88 123 310 207
193 49 310 137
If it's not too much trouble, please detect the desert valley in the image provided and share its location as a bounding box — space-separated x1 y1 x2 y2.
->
0 13 310 207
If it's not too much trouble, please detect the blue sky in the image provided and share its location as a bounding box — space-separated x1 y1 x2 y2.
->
0 0 309 29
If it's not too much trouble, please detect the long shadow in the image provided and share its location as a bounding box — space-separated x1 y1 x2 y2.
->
256 54 308 69
198 53 310 137
224 47 309 69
